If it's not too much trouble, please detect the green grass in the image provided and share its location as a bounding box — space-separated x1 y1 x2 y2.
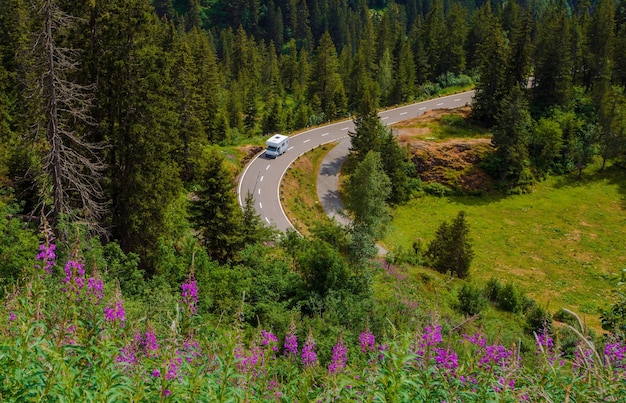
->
383 162 626 330
281 144 335 235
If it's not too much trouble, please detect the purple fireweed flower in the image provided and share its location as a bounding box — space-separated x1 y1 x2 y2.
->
152 369 161 378
117 344 138 366
166 356 183 381
105 299 126 327
181 272 198 315
163 389 172 397
605 342 626 370
301 332 317 368
181 337 202 364
422 324 443 346
378 343 389 361
463 333 487 348
479 344 514 371
36 242 56 274
434 347 459 373
261 330 279 352
144 331 159 357
284 331 298 358
535 329 558 364
329 339 347 374
359 330 376 353
87 276 104 302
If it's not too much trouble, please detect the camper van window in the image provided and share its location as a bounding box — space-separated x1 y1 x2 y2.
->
268 146 277 151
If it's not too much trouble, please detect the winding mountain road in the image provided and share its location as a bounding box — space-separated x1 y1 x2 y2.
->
237 91 475 232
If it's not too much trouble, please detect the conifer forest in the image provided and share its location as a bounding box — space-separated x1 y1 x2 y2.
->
1 0 626 400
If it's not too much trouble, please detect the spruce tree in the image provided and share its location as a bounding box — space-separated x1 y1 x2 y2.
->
426 211 474 279
491 86 534 190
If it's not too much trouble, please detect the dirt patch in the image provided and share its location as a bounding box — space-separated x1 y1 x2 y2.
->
239 145 264 166
393 107 495 193
407 138 494 193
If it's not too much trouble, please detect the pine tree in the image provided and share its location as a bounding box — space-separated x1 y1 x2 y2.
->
345 151 391 242
93 0 184 274
491 86 534 189
307 31 347 120
442 3 468 76
471 13 508 126
190 147 244 262
533 1 573 110
426 211 474 279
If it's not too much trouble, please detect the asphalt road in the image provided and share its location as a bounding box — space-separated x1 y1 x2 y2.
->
237 90 475 232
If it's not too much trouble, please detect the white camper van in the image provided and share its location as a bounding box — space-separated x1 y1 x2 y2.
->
265 134 289 158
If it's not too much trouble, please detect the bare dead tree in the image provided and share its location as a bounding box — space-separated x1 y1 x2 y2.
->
24 0 107 239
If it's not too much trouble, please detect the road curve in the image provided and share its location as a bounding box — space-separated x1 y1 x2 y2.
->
237 90 475 232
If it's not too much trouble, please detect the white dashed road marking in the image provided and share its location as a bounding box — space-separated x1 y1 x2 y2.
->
382 116 389 120
400 112 407 115
259 202 263 209
265 217 270 223
303 139 310 143
454 98 461 102
266 165 270 170
260 176 264 182
419 107 426 110
258 189 260 195
436 102 444 106
322 133 329 136
341 127 349 131
288 146 294 150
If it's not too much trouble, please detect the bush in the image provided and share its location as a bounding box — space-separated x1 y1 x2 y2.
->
423 182 453 197
457 283 486 316
484 277 502 302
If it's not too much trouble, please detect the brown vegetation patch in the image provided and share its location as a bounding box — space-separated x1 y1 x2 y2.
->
409 139 494 193
392 106 495 193
239 145 264 166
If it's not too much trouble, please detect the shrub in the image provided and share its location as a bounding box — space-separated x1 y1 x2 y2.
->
422 182 453 197
497 283 523 313
457 283 486 316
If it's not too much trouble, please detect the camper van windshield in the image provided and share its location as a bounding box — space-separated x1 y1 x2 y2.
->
268 146 278 152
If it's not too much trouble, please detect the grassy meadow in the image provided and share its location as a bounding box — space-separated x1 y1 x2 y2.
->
383 163 626 329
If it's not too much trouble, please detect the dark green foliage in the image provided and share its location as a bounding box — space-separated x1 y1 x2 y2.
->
525 304 552 335
490 86 534 190
100 242 143 297
190 147 244 262
601 290 626 338
345 151 391 242
457 283 486 316
425 211 474 279
310 220 350 252
470 11 508 126
533 1 573 110
297 240 350 299
0 202 38 295
484 278 525 314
